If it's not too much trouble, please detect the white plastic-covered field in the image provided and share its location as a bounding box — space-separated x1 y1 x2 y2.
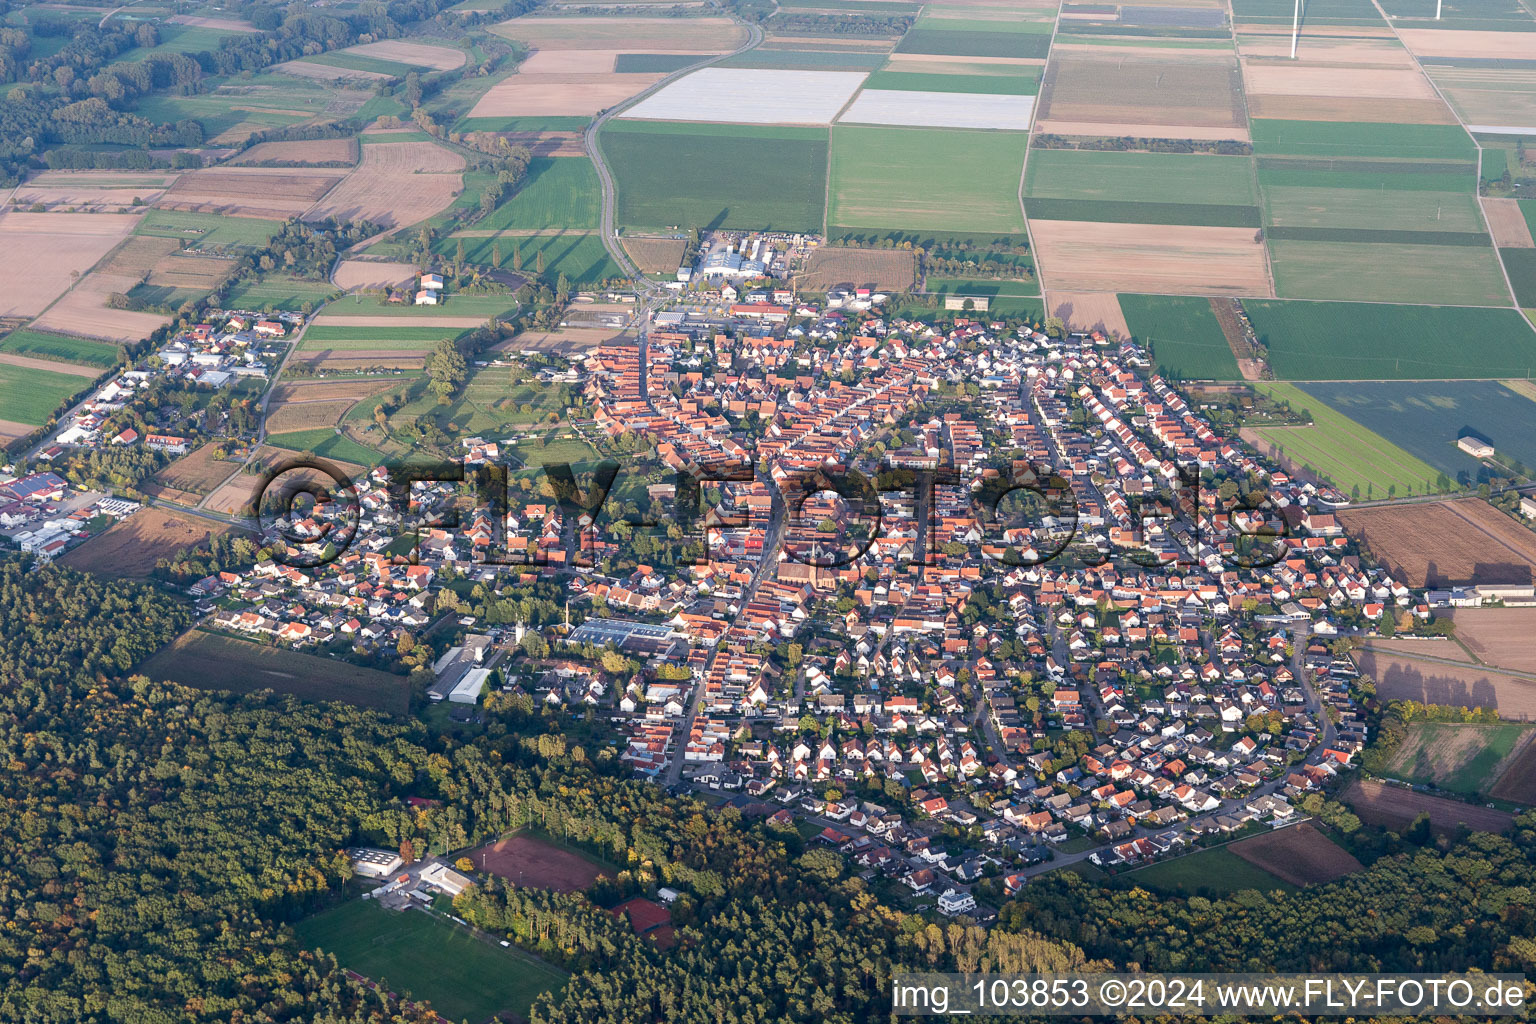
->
837 89 1036 130
620 68 867 125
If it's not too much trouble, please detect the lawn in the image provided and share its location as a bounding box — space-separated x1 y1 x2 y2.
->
324 293 518 318
294 900 567 1022
139 629 410 713
1294 379 1536 481
828 125 1028 236
1118 294 1242 380
0 362 93 426
470 156 602 232
1249 120 1477 162
1123 846 1297 896
506 433 602 466
602 121 829 232
1267 240 1513 306
1249 381 1453 499
221 276 341 311
136 210 284 250
267 428 388 467
439 231 626 285
0 329 119 368
1245 300 1536 380
1026 150 1258 207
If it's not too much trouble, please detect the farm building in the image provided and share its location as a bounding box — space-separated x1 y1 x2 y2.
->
1521 496 1536 518
450 667 491 705
1458 436 1495 457
421 273 444 290
414 290 439 306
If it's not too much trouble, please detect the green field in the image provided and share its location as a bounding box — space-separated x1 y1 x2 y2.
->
221 276 341 311
1233 0 1384 24
454 115 591 133
1245 300 1536 379
603 121 828 232
614 53 708 72
1026 149 1258 207
829 125 1027 235
294 900 567 1022
139 629 410 712
1118 294 1242 380
1123 846 1296 896
895 28 1052 58
1267 240 1513 305
438 231 625 284
304 325 470 344
1250 120 1476 162
0 362 93 427
923 278 1042 314
1256 162 1476 193
719 49 888 69
324 293 517 318
303 51 415 77
136 210 283 250
1383 723 1533 795
117 23 243 61
266 428 387 467
1501 248 1536 307
1249 382 1451 498
1025 197 1260 227
472 157 602 232
132 89 317 137
0 329 119 368
384 366 572 438
507 433 603 466
860 69 1041 94
1263 186 1485 233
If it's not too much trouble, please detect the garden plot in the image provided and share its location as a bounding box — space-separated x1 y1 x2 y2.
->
343 40 466 71
1035 54 1250 138
161 168 346 219
1029 220 1272 295
304 141 465 229
0 212 141 317
621 68 868 124
837 88 1034 129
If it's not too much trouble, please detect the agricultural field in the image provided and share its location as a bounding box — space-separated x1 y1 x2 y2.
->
1118 294 1241 379
1045 291 1128 337
489 14 746 51
621 235 688 274
1268 240 1511 305
1381 722 1534 795
332 261 419 292
623 68 868 125
1027 220 1270 295
1249 119 1476 162
1227 824 1363 887
1024 150 1258 226
1338 499 1536 590
159 167 346 220
0 211 142 318
0 359 92 432
10 169 180 211
266 428 388 466
1341 778 1515 834
31 270 171 343
1035 53 1249 140
468 63 667 121
320 295 518 319
466 157 602 232
895 19 1053 59
922 280 1042 316
836 88 1035 130
828 125 1028 236
799 246 917 290
1501 248 1536 307
1242 301 1536 380
1454 608 1536 676
470 832 614 890
603 121 828 232
295 900 566 1022
229 138 359 166
0 329 119 369
442 231 624 285
1246 382 1451 499
305 141 465 230
1292 380 1536 483
220 275 340 310
131 75 364 144
58 507 233 579
141 443 240 504
135 209 283 251
1489 739 1536 804
1122 845 1295 896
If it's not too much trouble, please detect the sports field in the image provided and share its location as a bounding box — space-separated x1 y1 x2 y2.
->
1118 294 1242 380
1267 240 1513 305
0 330 119 368
828 125 1027 235
472 157 601 231
0 361 92 426
1248 382 1450 498
602 121 828 232
295 900 567 1022
1244 300 1536 379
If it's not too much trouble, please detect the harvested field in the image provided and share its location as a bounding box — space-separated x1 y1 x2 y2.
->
1488 737 1536 804
837 89 1035 130
0 419 32 444
490 326 617 354
266 399 358 434
309 314 487 329
168 14 257 31
1397 28 1536 60
1337 499 1536 588
274 59 392 83
305 142 464 229
11 170 179 210
518 47 715 74
229 138 359 165
1027 220 1272 295
490 15 746 51
470 833 612 891
622 235 688 273
1452 608 1536 674
333 260 418 290
1243 94 1456 123
1381 721 1533 793
145 251 237 292
0 352 99 377
344 40 466 70
1355 649 1536 720
623 68 868 125
1037 55 1247 130
1033 118 1251 140
799 246 917 290
1363 637 1472 663
58 506 234 578
0 211 140 317
143 443 240 503
477 129 585 156
1484 197 1536 248
1228 823 1363 886
163 168 346 219
32 272 170 343
1242 64 1438 99
472 73 664 117
1341 777 1515 834
1047 291 1131 337
1237 34 1412 63
97 235 182 277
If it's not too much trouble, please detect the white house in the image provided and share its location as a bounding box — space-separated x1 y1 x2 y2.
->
420 273 445 290
414 289 439 306
937 888 977 916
